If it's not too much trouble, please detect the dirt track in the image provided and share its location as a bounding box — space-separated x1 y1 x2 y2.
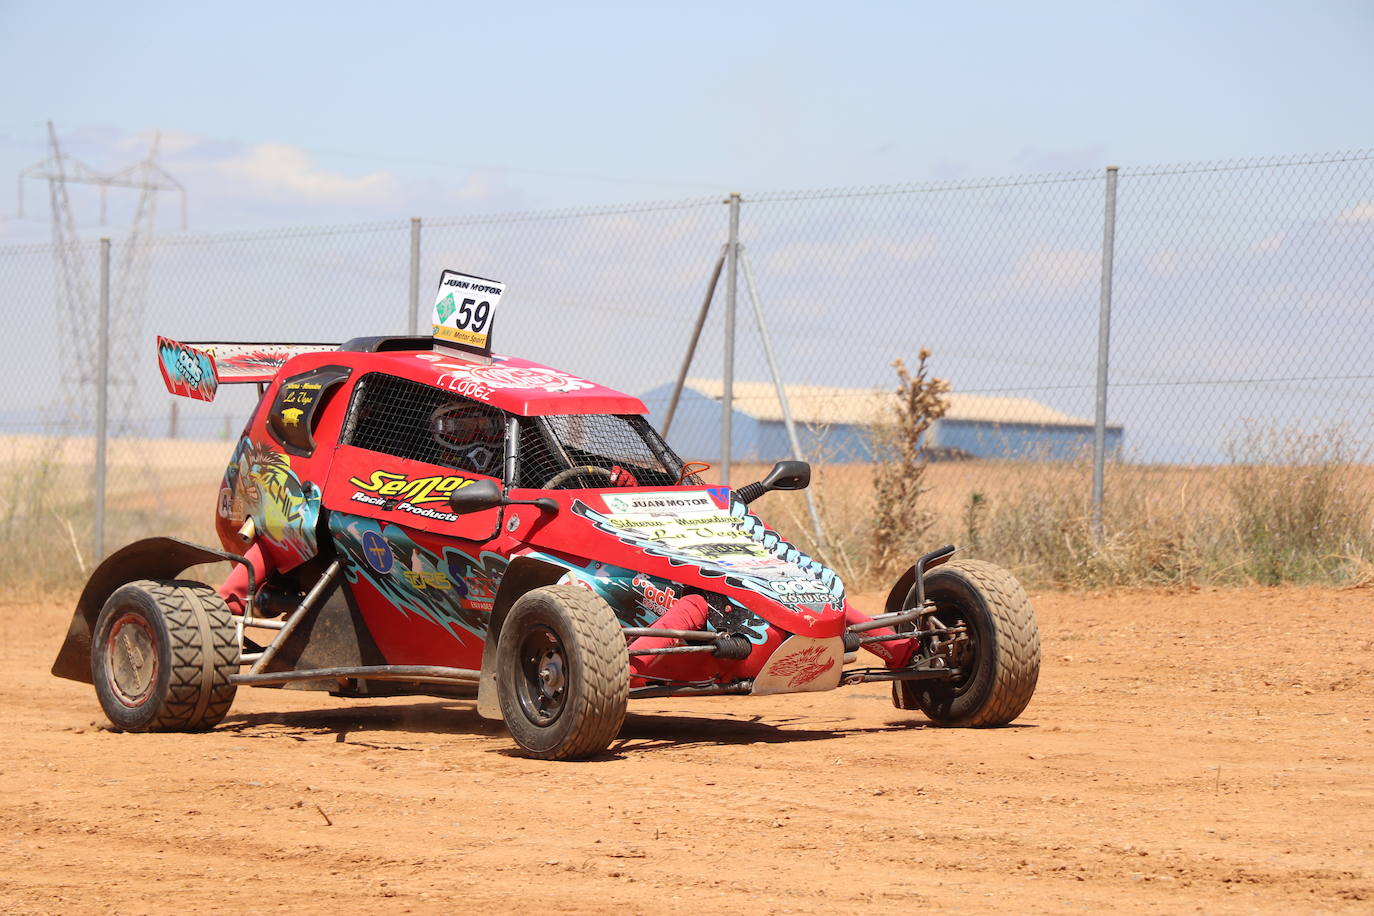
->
2 586 1372 914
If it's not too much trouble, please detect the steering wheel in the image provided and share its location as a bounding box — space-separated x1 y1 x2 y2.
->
541 465 616 489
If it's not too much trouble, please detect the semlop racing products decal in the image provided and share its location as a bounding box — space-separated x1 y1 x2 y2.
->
346 469 476 523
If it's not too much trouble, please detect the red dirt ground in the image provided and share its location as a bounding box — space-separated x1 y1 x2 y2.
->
2 585 1371 914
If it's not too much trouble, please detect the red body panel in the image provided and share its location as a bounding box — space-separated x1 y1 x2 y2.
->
209 343 849 689
323 445 503 542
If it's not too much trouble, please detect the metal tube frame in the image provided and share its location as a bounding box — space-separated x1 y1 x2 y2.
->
620 626 718 642
627 644 717 657
840 666 962 686
856 625 965 646
233 664 480 687
247 559 343 675
662 245 726 438
738 244 830 554
629 680 754 699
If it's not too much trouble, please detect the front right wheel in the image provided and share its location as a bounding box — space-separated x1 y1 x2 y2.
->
893 560 1040 726
495 585 629 760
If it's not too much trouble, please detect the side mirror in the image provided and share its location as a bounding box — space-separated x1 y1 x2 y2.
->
448 478 505 515
735 460 811 506
762 460 810 491
448 478 560 516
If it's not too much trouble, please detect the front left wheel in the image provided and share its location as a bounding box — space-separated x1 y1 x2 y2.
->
91 579 240 732
495 585 629 760
892 560 1040 726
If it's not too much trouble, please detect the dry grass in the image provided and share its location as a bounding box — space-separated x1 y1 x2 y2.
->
734 431 1374 592
4 429 1371 595
0 436 220 596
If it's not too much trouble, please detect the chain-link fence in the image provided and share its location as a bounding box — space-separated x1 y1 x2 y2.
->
3 150 1372 590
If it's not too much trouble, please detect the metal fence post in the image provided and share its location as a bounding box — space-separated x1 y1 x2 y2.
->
1091 166 1119 543
662 245 726 438
407 217 421 335
722 193 740 485
94 237 111 560
738 245 831 555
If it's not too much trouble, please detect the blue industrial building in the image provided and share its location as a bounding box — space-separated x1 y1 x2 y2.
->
643 379 1123 463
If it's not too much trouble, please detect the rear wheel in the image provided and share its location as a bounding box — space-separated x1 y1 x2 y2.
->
496 585 628 760
893 560 1039 726
91 579 240 732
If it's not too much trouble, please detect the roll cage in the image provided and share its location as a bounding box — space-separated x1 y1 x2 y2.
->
340 367 701 490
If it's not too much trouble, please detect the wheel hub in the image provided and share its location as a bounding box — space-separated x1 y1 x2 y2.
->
106 613 158 706
516 625 569 725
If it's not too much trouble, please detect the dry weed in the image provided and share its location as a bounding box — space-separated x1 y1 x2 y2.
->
868 351 949 581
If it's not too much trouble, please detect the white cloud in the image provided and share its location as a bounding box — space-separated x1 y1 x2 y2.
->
215 144 400 202
999 244 1097 299
1336 202 1374 223
3 125 530 243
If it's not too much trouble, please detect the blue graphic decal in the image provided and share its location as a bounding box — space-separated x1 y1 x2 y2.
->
521 550 771 644
361 530 393 573
159 338 218 400
330 513 508 644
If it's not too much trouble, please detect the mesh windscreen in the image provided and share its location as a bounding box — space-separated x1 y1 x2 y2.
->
345 372 507 477
516 414 701 489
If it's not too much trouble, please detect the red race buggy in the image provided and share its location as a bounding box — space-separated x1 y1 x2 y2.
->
53 280 1039 759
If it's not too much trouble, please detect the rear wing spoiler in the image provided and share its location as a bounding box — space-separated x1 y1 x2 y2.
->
157 337 339 401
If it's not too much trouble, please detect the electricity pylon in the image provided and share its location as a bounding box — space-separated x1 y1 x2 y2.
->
18 121 186 436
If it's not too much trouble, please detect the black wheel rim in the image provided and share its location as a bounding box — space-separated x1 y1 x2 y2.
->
926 588 984 697
106 611 158 707
515 624 569 726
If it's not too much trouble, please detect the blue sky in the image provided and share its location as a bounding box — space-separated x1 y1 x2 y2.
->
2 0 1372 239
0 1 1370 465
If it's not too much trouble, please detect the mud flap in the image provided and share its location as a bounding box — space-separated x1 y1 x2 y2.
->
476 646 501 719
51 537 247 684
751 635 843 695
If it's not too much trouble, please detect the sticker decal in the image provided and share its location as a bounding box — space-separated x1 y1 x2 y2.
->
752 636 842 695
401 569 451 589
157 337 219 401
570 493 845 616
417 356 597 398
347 469 476 523
431 269 504 357
266 365 351 456
361 530 393 573
221 437 321 563
348 470 475 504
603 491 715 514
435 292 457 323
331 514 509 642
